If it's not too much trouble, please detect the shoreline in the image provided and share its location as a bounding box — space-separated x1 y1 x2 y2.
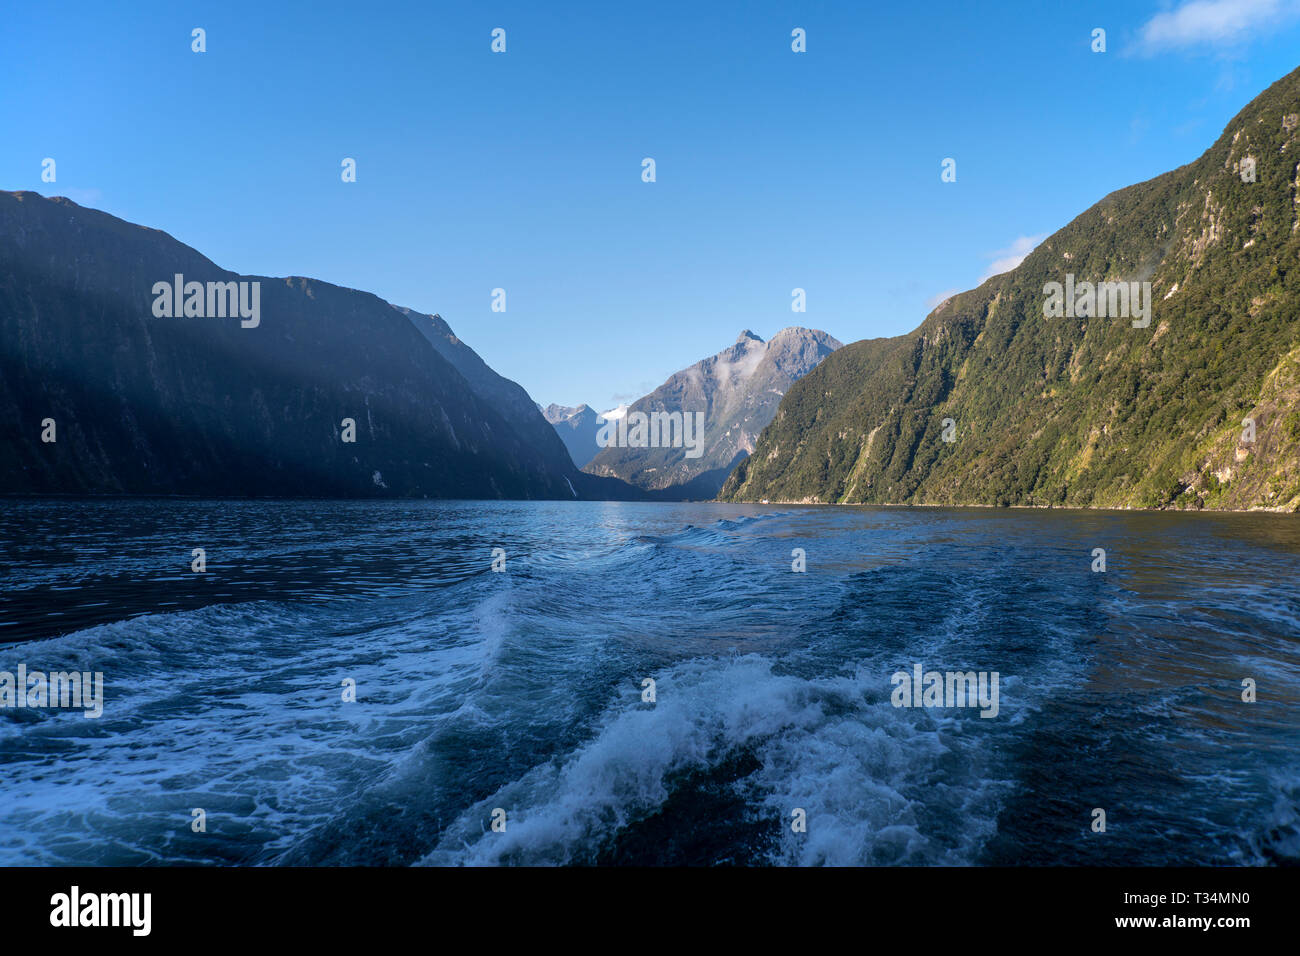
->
0 493 1296 515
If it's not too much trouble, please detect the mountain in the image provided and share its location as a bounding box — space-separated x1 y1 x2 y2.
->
0 190 638 499
396 312 646 498
398 308 592 475
540 403 605 468
584 327 842 498
721 65 1300 512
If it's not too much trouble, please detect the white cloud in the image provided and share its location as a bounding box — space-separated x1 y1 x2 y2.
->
978 234 1047 284
1134 0 1299 55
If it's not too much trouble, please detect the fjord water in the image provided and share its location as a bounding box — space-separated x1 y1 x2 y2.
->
1 500 1297 866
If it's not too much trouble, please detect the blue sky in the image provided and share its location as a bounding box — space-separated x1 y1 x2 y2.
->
4 1 1300 411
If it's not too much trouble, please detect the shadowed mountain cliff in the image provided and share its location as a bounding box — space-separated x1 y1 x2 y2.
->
0 191 642 499
722 64 1300 512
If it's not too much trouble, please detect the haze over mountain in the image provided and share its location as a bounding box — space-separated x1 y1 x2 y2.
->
584 327 841 498
722 65 1300 512
0 191 642 499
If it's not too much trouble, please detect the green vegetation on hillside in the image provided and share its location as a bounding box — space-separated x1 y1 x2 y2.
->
721 65 1300 512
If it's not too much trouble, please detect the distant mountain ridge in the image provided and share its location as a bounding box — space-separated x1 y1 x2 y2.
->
583 327 842 498
722 65 1300 511
539 403 605 468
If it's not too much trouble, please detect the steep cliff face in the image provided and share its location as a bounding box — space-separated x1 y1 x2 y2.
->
722 65 1300 512
584 327 841 498
0 191 575 498
402 307 590 475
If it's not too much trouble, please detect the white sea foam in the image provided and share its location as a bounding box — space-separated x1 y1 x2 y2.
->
418 654 1011 866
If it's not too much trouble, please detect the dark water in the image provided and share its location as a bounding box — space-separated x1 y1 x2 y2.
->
0 499 1297 866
